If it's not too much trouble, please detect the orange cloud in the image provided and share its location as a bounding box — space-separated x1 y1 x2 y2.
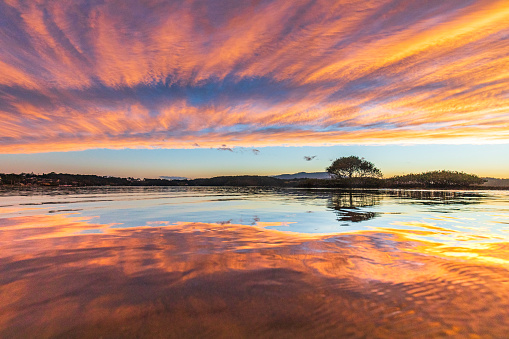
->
0 0 508 153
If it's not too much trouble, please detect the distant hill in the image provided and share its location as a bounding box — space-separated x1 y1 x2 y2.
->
482 177 509 187
273 172 331 179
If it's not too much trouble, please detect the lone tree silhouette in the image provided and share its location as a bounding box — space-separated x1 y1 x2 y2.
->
327 156 382 179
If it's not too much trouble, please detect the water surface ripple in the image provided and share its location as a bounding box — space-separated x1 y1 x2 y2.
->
0 187 508 338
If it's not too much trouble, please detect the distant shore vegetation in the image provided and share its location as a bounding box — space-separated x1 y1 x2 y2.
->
325 156 487 188
0 170 499 189
387 170 486 188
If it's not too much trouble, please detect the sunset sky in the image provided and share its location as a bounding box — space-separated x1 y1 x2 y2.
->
1 0 508 178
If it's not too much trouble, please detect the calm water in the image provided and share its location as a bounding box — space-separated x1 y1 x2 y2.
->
1 187 509 338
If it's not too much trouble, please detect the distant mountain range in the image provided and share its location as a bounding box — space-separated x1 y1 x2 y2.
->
272 172 331 179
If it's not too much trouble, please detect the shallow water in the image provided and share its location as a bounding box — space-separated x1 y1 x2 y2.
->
1 187 508 338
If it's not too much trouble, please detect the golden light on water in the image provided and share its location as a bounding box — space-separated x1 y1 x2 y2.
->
1 197 509 337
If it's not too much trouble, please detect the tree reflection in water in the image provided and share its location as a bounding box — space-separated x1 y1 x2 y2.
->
389 189 486 205
327 190 486 224
328 191 382 223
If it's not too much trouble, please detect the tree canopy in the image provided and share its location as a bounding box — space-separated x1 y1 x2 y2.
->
388 170 486 188
326 156 382 179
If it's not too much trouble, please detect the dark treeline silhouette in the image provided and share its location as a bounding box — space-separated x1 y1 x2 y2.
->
0 173 290 187
0 172 132 186
0 171 495 189
386 170 486 188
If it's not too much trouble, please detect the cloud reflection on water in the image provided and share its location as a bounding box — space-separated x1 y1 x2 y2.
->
1 205 509 337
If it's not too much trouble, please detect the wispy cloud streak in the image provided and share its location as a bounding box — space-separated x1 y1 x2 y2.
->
1 0 508 153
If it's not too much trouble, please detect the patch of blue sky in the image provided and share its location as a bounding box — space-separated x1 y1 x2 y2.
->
77 229 105 234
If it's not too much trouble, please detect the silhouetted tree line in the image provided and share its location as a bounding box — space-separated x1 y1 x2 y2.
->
386 170 486 188
0 168 489 189
0 172 133 186
0 173 290 187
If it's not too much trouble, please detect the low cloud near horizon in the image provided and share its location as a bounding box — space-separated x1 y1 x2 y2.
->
1 0 508 153
217 145 234 152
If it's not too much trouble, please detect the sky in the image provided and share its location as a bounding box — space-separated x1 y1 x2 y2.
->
0 0 508 178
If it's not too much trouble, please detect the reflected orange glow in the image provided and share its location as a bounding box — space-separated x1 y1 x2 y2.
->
1 0 508 152
1 211 509 337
